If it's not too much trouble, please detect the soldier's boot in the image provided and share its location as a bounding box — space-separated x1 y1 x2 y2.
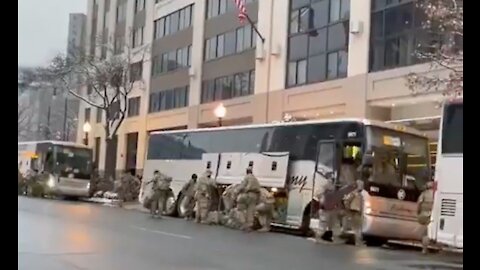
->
354 233 365 247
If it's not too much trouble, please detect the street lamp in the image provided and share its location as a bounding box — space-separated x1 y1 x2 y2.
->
82 122 91 146
214 103 226 127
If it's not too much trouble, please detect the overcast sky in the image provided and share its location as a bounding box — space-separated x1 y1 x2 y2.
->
18 0 87 67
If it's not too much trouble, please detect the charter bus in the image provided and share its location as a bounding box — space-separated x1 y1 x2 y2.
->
139 118 430 244
18 141 93 198
429 99 463 249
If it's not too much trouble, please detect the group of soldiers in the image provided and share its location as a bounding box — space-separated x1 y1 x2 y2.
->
143 166 275 232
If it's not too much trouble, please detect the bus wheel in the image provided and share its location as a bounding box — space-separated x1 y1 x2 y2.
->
164 192 177 217
176 193 189 218
364 236 387 247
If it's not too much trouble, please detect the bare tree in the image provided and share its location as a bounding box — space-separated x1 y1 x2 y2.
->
407 0 463 98
39 33 149 178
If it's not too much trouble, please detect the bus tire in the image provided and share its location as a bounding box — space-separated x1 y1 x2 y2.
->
176 192 188 218
300 203 313 236
364 236 387 247
164 190 178 217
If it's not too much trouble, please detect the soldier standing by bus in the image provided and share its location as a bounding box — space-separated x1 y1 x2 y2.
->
194 170 216 224
343 180 365 246
180 174 198 220
255 188 275 232
148 170 172 218
417 181 434 254
236 166 261 231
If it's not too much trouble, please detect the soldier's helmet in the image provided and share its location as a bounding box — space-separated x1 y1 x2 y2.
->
204 169 213 177
246 166 253 174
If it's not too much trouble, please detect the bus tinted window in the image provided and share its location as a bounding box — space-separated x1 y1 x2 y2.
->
442 103 463 154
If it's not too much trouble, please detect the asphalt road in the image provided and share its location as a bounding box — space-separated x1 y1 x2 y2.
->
18 197 463 270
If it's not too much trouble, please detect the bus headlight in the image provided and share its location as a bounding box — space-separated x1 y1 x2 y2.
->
87 182 91 190
271 187 278 193
47 176 55 188
364 201 372 214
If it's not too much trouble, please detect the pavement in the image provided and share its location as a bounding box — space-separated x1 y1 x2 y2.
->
19 196 463 270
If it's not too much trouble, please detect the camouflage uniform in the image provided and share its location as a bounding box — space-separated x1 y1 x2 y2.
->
180 175 197 220
314 180 343 244
255 188 275 232
223 196 248 230
222 184 240 215
417 181 434 254
116 172 135 205
236 167 261 231
149 171 173 218
343 180 365 246
194 170 216 224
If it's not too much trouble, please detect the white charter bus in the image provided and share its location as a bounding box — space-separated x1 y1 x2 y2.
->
140 119 430 244
18 141 93 198
429 99 463 249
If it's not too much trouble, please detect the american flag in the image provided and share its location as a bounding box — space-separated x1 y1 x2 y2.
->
234 0 247 23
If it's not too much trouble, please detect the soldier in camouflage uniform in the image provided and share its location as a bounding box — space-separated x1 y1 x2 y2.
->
180 174 198 220
116 171 135 206
255 188 276 232
147 170 172 218
343 180 365 246
314 180 344 244
194 170 216 224
417 181 434 254
222 183 240 215
236 166 261 231
223 194 248 230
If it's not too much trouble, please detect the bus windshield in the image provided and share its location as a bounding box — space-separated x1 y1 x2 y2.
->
366 126 430 189
55 146 93 178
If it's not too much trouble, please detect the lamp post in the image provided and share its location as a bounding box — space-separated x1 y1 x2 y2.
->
82 122 91 146
214 103 226 127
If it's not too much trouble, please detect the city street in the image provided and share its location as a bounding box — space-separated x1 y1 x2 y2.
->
19 197 463 270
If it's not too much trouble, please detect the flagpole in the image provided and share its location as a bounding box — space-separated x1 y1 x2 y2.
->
245 14 265 44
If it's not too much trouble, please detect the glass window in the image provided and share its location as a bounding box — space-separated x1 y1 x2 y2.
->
164 16 171 35
338 50 348 77
244 24 252 49
168 51 177 71
182 46 189 68
209 36 217 60
311 0 329 28
330 0 341 23
341 0 351 20
290 10 299 34
307 54 326 83
234 74 242 97
288 61 297 86
308 28 327 56
222 75 233 99
289 34 308 61
188 45 192 66
299 7 311 32
155 18 165 39
161 53 168 73
170 13 179 34
291 0 310 10
217 34 225 58
297 59 307 85
236 27 244 53
249 70 255 94
212 0 219 18
177 48 183 67
327 52 338 79
179 9 185 30
224 31 236 55
185 6 192 27
327 22 349 50
442 103 463 154
219 0 227 14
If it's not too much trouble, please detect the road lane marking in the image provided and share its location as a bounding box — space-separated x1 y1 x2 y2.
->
131 226 192 240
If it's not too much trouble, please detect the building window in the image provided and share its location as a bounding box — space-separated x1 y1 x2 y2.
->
204 24 256 61
286 0 350 87
132 27 144 48
154 4 194 39
369 0 430 71
96 109 102 123
128 97 141 117
135 0 145 13
149 86 189 113
151 45 191 77
116 2 127 23
201 69 254 104
206 0 257 19
130 61 143 82
85 108 91 123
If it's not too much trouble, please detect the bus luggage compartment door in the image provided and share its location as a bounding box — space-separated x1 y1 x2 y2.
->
215 152 290 188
